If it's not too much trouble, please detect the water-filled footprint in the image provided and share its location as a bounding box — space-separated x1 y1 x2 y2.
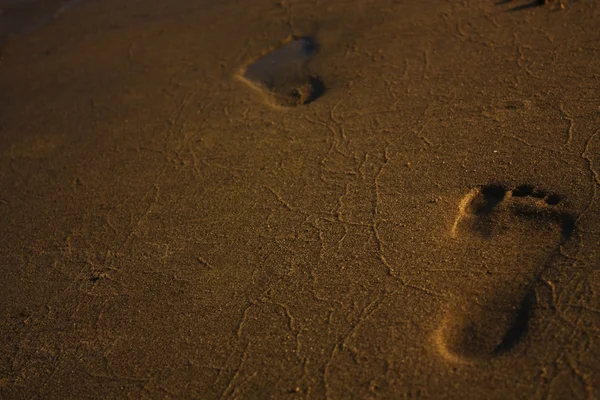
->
237 36 325 108
437 184 575 362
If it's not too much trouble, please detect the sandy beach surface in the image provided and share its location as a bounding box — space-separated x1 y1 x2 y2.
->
1 0 600 398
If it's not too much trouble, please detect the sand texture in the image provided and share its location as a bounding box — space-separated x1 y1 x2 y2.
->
1 0 600 398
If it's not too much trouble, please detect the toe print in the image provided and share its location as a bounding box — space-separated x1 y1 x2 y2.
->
438 184 575 362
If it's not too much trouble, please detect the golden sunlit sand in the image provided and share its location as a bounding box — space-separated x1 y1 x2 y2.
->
1 0 599 398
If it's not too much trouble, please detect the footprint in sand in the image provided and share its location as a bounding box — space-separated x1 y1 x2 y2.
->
237 36 325 108
436 184 575 362
499 0 566 12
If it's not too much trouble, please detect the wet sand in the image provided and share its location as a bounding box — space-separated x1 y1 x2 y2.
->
1 0 600 398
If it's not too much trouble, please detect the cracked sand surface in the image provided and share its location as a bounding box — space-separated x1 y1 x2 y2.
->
1 0 600 398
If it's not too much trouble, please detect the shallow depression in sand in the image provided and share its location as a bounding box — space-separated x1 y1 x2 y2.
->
0 0 89 43
439 184 576 362
239 36 325 107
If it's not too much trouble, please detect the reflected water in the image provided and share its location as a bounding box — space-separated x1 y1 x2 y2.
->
0 0 87 43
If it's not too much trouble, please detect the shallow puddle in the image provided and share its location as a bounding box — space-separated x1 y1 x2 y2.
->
0 0 87 43
241 37 325 107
